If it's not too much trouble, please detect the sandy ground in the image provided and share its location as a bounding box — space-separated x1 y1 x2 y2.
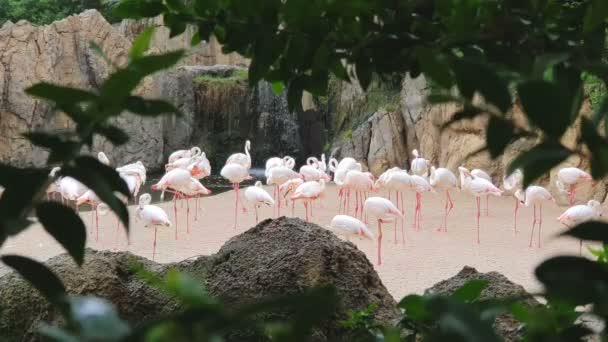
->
0 184 590 300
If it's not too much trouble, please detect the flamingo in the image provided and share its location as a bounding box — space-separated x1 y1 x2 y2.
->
279 178 304 215
307 154 328 172
266 166 300 216
170 177 212 234
168 146 201 164
220 163 252 229
410 149 430 177
226 140 252 170
333 160 362 212
76 190 104 241
136 193 171 261
186 152 211 179
300 160 331 182
470 168 493 216
556 167 592 205
382 169 411 244
343 170 377 219
363 197 403 266
166 148 202 172
429 166 458 232
151 168 192 238
514 186 554 248
291 179 326 221
46 167 62 201
459 167 503 244
503 169 523 233
245 181 275 223
408 174 435 231
328 215 375 240
558 200 603 254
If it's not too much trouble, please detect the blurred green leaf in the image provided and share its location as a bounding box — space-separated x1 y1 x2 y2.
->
427 296 501 342
560 221 608 243
451 280 488 303
38 324 79 342
398 295 429 321
68 296 131 339
452 60 512 113
36 202 87 266
23 132 80 163
518 80 572 138
2 255 66 306
164 269 209 307
581 117 608 178
441 105 483 130
584 0 608 33
113 0 166 19
125 97 181 117
486 117 515 159
532 53 570 79
129 27 155 60
416 48 453 88
272 81 285 96
95 125 130 145
507 144 571 187
26 83 97 105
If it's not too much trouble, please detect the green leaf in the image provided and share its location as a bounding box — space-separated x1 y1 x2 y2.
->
129 27 155 60
584 0 608 33
113 0 166 19
581 117 608 179
95 125 130 145
398 295 429 321
0 167 49 235
68 296 131 339
560 221 608 243
2 255 66 305
441 105 483 130
416 48 453 88
532 53 570 79
38 324 79 342
191 32 201 46
287 78 305 112
486 117 515 159
518 80 573 138
164 269 208 307
535 256 608 304
125 97 181 117
507 144 571 187
36 202 87 266
26 83 97 105
451 280 488 303
452 60 512 112
271 81 285 96
427 297 501 342
23 132 80 163
356 61 373 91
61 157 130 227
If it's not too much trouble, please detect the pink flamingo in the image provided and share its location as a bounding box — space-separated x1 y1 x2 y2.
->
151 168 192 238
245 181 275 223
410 149 430 177
266 166 300 216
299 160 331 182
429 166 458 232
514 186 554 248
136 193 171 261
332 161 362 213
343 170 377 220
171 177 212 233
503 169 523 233
291 179 326 221
279 178 304 215
168 146 201 164
363 197 403 266
76 190 104 242
459 167 502 244
408 174 435 231
380 169 410 244
329 214 375 241
556 167 592 205
220 163 251 229
226 140 252 170
471 168 493 216
558 200 603 254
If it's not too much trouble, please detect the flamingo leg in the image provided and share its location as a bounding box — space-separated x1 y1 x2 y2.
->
364 192 369 224
194 195 199 222
377 219 383 266
255 204 259 224
337 188 343 213
416 192 422 231
346 189 351 215
174 192 179 240
485 194 489 216
152 227 157 261
529 204 537 248
304 201 309 221
90 209 94 234
538 204 543 248
355 190 359 219
186 197 190 234
233 183 238 229
514 197 519 233
446 190 454 232
394 191 399 244
476 196 480 244
276 185 281 217
291 198 295 216
95 207 99 242
569 186 575 206
400 191 406 243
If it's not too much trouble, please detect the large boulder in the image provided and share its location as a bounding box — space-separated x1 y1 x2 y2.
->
0 218 398 341
426 266 538 341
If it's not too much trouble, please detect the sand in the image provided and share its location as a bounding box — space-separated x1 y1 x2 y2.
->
0 184 588 299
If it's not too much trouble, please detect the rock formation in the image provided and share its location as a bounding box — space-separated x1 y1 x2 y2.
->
426 266 538 341
0 218 398 341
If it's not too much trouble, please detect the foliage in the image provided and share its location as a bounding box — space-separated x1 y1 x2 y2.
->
0 0 119 25
194 69 249 89
2 0 608 341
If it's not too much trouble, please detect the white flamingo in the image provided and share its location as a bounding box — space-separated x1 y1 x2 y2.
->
556 167 592 205
266 166 301 216
245 181 275 223
410 149 430 177
343 170 377 220
408 174 435 231
514 186 554 248
429 166 458 232
220 163 252 229
459 167 502 244
364 197 403 266
136 193 171 261
279 178 304 216
168 146 201 164
291 179 326 221
328 215 375 240
558 199 603 254
503 169 523 233
226 140 252 170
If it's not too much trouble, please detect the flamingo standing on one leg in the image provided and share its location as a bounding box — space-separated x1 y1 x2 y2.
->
151 168 192 238
363 197 403 266
266 166 300 217
503 169 523 233
470 168 493 216
226 140 252 170
328 214 375 241
291 179 326 222
76 190 104 242
220 163 251 229
514 185 554 248
382 169 411 244
410 149 430 177
556 167 592 205
558 200 604 254
429 166 458 232
459 167 503 244
343 170 377 220
407 174 435 231
136 193 171 261
332 160 362 214
279 178 304 216
245 181 275 223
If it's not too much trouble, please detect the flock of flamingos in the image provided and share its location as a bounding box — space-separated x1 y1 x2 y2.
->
45 140 602 265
